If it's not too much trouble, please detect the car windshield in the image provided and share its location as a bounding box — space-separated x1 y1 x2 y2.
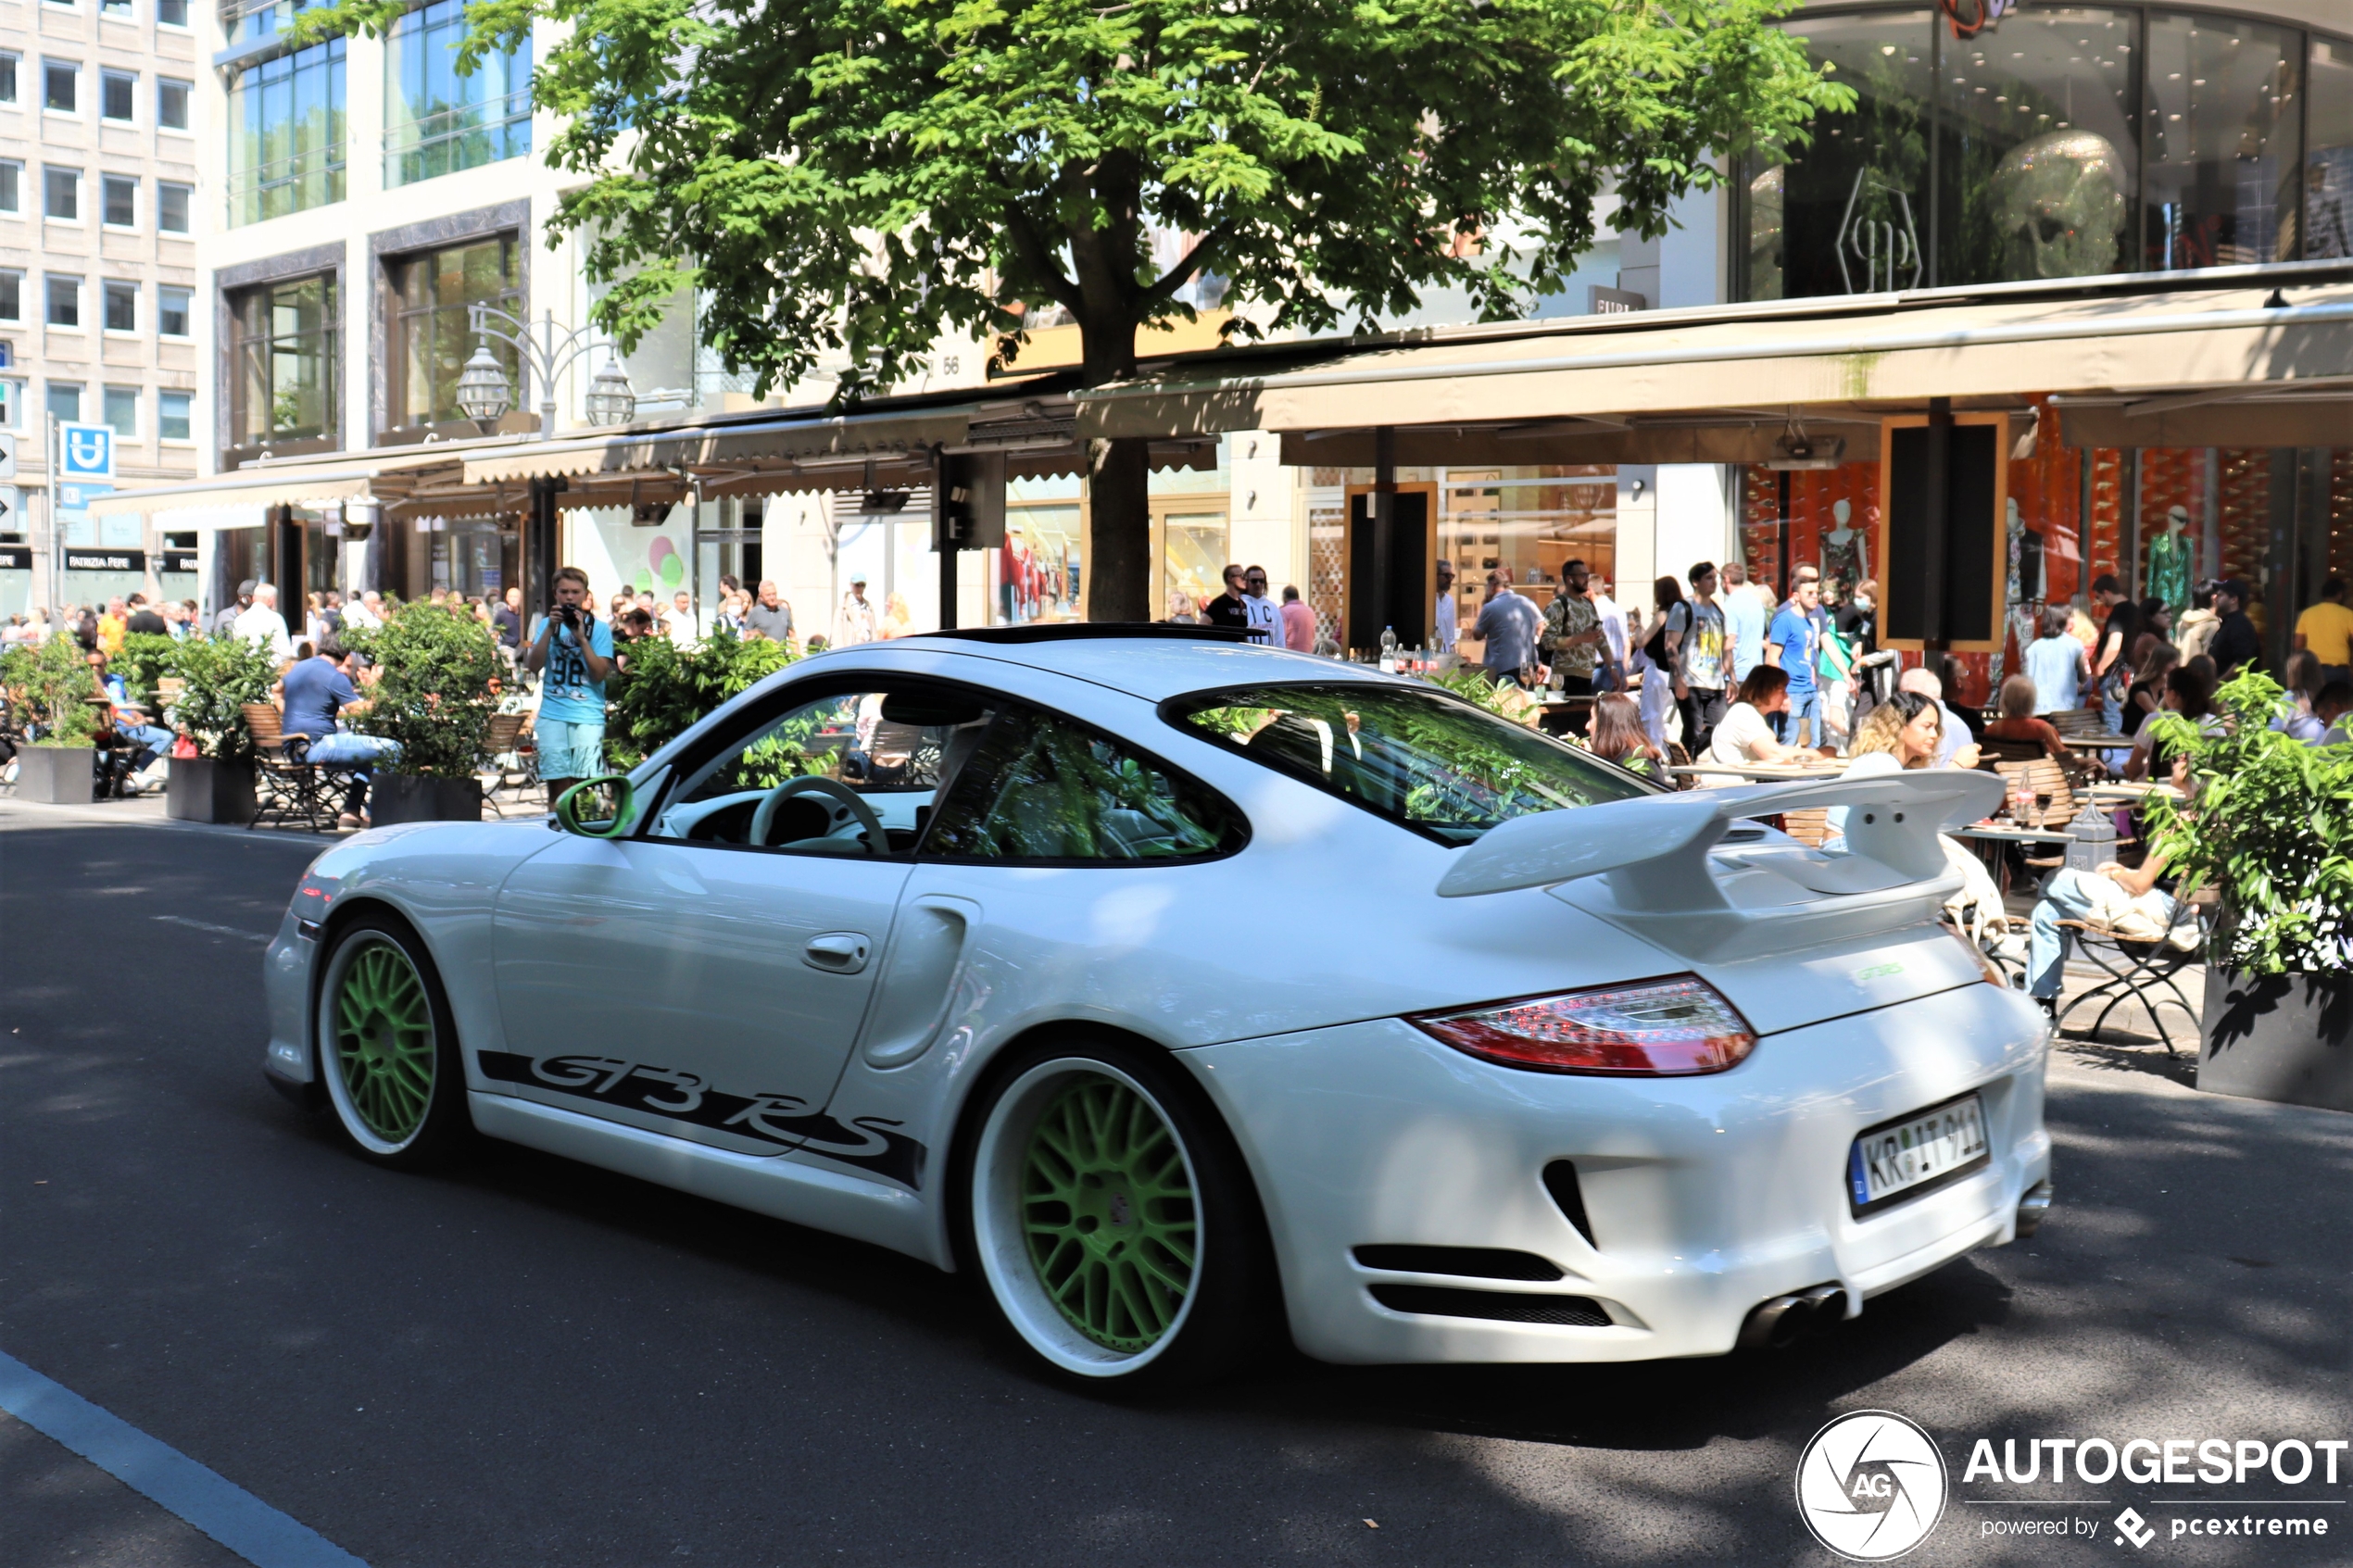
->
1168 683 1654 846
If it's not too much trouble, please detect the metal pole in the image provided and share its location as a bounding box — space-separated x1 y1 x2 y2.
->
934 446 958 631
1372 425 1396 643
538 310 557 439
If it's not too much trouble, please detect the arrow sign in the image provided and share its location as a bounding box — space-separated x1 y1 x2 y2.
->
0 435 16 481
0 486 16 525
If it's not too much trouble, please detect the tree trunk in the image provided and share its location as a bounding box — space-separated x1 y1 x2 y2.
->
1086 434 1152 622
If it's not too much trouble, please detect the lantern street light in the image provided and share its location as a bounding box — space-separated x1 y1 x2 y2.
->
459 305 636 437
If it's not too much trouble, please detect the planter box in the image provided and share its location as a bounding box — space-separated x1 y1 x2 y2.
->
2198 967 2353 1114
14 746 97 804
371 774 483 825
165 756 257 824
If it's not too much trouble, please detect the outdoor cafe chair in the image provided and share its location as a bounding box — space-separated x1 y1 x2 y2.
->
2052 898 2209 1059
242 702 346 834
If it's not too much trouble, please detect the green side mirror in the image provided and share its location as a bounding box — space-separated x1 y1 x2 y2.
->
554 774 636 838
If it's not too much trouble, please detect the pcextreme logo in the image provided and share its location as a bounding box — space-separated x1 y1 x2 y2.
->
1797 1410 1950 1561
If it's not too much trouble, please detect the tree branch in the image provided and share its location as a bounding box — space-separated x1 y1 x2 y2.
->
1142 223 1234 306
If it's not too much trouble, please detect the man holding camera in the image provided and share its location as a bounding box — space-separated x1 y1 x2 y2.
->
522 566 615 808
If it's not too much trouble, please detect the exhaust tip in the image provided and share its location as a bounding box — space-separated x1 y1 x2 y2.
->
2016 1180 2054 1239
1736 1281 1847 1352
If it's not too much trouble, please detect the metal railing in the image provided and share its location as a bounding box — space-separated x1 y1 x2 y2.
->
384 87 532 187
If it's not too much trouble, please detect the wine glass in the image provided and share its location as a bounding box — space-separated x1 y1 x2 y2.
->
2033 792 2054 830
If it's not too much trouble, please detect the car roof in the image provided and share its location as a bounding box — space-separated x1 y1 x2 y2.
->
873 627 1397 703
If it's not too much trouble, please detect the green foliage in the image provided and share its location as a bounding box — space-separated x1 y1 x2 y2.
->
292 0 1846 397
2143 671 2353 976
352 604 504 780
165 633 283 761
0 633 102 747
117 633 181 707
606 628 796 773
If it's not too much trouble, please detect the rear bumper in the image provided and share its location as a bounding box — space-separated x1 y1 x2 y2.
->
1185 981 2049 1364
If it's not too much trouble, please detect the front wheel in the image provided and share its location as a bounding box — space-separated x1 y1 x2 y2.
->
314 915 469 1168
961 1042 1272 1387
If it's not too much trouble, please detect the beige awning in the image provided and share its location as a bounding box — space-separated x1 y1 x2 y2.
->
85 446 474 518
2050 385 2353 448
1076 282 2353 445
461 407 977 486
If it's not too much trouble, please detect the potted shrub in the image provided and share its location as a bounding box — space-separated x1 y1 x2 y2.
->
605 626 795 771
161 633 279 823
351 603 499 823
0 633 105 803
2143 671 2353 1112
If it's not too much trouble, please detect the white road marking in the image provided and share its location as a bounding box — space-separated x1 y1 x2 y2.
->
152 915 272 942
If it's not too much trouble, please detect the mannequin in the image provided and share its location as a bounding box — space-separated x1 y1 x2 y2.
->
2145 505 2193 621
1822 498 1869 601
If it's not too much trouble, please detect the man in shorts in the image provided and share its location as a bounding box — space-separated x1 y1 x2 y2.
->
522 566 615 808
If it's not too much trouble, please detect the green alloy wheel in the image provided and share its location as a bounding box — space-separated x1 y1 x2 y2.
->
315 916 465 1167
333 937 437 1143
1022 1074 1199 1353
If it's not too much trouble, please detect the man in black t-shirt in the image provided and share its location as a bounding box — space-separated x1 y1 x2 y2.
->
2092 573 2139 731
123 594 168 636
2208 580 2261 677
1202 564 1251 632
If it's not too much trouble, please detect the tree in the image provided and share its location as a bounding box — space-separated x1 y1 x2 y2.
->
298 0 1847 620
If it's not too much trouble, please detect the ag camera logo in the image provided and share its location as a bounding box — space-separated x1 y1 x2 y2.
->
1797 1410 1949 1560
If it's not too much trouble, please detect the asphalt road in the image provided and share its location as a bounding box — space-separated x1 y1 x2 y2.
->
3 808 2347 1568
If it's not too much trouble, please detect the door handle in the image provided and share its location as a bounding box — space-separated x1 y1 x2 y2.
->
803 933 872 973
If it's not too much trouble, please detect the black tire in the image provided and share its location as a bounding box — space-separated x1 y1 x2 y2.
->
954 1035 1277 1389
313 913 471 1170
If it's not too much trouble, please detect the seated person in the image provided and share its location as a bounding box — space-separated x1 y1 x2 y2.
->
1982 675 2071 763
279 641 398 828
2122 667 2216 783
1586 692 1667 780
87 651 173 778
2025 764 2189 1023
1705 665 1825 768
2315 680 2352 746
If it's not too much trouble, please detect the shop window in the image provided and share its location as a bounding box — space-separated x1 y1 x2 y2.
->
2305 35 2353 259
227 38 346 226
386 235 519 432
159 389 191 441
104 279 135 331
100 69 133 122
1746 10 1934 301
158 283 191 337
228 273 338 451
384 1 531 188
2144 13 2302 270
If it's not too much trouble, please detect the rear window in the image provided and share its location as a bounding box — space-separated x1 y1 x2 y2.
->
1166 683 1653 846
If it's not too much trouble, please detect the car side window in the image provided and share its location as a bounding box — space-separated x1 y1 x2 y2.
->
922 704 1245 863
648 684 994 853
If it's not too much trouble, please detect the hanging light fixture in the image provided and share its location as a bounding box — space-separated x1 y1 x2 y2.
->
584 350 637 426
455 337 513 424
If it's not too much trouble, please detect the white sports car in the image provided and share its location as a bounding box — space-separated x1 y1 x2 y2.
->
263 626 2050 1385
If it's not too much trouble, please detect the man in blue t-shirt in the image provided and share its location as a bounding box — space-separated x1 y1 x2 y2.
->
1764 567 1826 747
523 565 616 807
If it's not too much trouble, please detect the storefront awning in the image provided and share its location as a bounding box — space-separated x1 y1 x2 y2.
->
459 406 979 486
1075 279 2353 453
84 446 476 519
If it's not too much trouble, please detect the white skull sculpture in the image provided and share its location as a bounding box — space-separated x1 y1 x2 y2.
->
1988 129 2128 280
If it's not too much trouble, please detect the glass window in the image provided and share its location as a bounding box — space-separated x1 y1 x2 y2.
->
157 77 189 130
651 684 1000 851
227 40 346 225
101 69 132 121
43 166 78 220
389 236 518 429
0 272 18 320
159 389 191 441
0 53 17 104
46 383 82 422
103 385 137 438
158 0 189 24
44 62 76 113
44 274 79 327
157 181 190 232
0 162 18 213
924 705 1247 862
385 0 531 187
1747 12 1933 300
101 174 134 226
2144 12 2303 270
229 273 338 446
1939 7 2140 284
2301 35 2352 259
157 283 190 336
1170 682 1651 846
104 279 135 331
0 381 19 428
101 0 131 14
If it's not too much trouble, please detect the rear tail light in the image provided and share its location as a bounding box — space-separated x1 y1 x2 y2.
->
1408 975 1757 1076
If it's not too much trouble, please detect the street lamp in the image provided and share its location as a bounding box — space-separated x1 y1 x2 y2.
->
459 306 637 438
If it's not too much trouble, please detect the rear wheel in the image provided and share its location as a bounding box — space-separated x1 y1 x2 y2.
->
962 1041 1270 1386
315 915 468 1168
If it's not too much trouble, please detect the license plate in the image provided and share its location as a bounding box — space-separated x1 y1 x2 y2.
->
1848 1092 1990 1216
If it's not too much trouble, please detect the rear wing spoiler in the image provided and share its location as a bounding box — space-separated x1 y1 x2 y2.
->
1430 771 2005 911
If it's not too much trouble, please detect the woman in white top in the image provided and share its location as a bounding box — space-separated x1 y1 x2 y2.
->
1823 691 1963 844
1705 665 1818 767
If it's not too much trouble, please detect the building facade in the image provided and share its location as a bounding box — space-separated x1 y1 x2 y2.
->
0 0 201 620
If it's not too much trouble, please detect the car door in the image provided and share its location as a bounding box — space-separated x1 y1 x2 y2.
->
487 678 992 1164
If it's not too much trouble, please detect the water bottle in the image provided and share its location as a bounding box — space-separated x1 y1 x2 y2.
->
1378 625 1398 672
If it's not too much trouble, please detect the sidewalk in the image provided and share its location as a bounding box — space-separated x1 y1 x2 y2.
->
0 793 336 844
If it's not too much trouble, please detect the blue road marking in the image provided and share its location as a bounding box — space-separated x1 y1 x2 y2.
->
0 1348 368 1568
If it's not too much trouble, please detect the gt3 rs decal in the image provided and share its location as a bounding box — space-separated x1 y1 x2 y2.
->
477 1051 926 1189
